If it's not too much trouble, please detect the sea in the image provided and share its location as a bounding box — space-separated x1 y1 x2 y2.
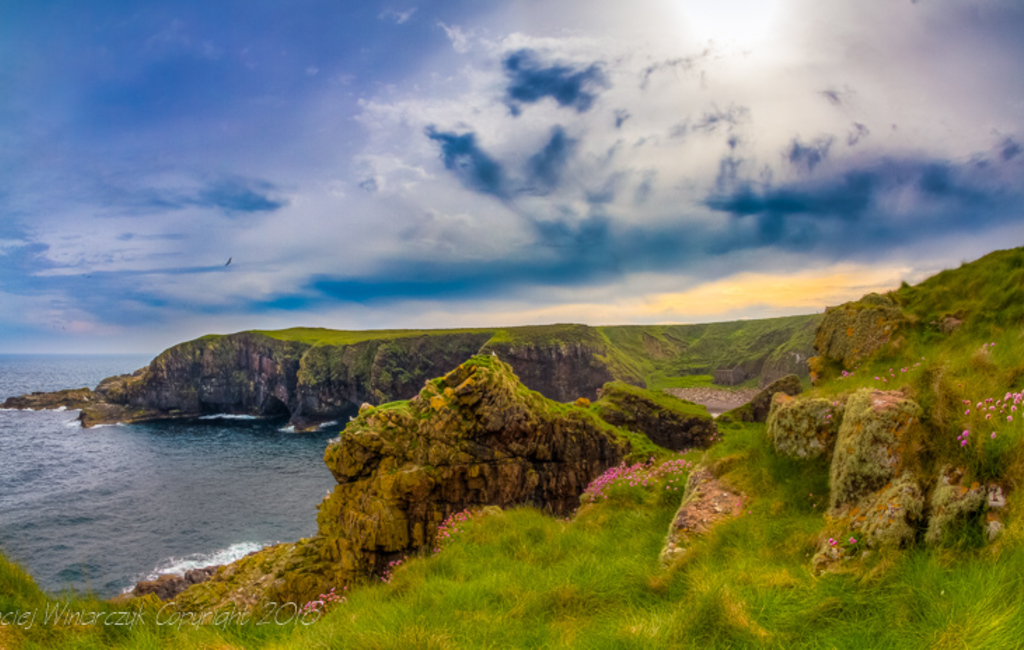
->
0 354 340 599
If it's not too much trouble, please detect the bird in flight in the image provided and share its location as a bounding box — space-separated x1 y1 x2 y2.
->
225 257 232 267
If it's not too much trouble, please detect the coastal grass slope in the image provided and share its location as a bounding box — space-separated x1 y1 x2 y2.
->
5 246 1024 648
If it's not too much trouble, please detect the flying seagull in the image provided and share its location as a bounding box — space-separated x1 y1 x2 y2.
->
225 257 232 267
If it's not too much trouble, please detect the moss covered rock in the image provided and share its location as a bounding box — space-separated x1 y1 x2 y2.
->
175 356 633 612
765 392 843 459
924 466 988 546
593 382 716 451
814 293 907 368
829 389 922 510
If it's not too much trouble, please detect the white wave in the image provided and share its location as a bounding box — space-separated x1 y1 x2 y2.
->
126 541 271 590
85 422 125 429
317 420 339 430
55 405 67 412
64 419 82 428
279 425 296 433
198 413 260 421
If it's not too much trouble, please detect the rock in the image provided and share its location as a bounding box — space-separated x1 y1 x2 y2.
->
660 467 745 567
594 382 716 451
172 356 633 611
765 392 842 459
924 466 987 545
1 387 96 411
721 374 804 424
482 325 642 402
131 566 219 601
829 389 922 510
814 293 906 368
810 389 926 570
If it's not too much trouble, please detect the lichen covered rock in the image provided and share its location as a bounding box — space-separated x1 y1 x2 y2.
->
924 466 988 545
829 389 922 510
814 293 907 368
765 392 843 459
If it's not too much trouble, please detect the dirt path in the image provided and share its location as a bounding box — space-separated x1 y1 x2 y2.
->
664 387 758 416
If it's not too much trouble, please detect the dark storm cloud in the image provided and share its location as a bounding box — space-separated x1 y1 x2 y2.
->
502 49 608 115
426 127 506 198
787 136 835 171
524 126 577 194
1000 137 1021 161
705 155 1009 251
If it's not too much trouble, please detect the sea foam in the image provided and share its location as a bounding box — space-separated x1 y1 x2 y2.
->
124 541 272 592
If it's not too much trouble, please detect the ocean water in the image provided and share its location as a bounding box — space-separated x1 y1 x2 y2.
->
0 354 339 598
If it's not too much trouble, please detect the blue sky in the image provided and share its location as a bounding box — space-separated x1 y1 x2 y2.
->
1 0 1022 353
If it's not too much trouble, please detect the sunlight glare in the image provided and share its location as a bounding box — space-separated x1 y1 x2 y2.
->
673 0 781 47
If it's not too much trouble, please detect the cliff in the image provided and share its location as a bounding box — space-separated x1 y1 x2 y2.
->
4 317 817 429
170 356 666 610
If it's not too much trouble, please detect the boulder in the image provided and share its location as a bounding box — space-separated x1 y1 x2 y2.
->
765 392 842 459
924 466 987 545
721 374 803 424
814 293 906 368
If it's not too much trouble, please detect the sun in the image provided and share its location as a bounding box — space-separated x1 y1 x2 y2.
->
671 0 781 47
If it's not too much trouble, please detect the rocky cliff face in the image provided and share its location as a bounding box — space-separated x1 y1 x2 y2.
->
171 356 634 611
482 324 637 401
291 333 493 428
593 382 716 451
813 293 907 370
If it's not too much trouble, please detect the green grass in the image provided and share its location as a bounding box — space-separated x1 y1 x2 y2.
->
7 421 1024 649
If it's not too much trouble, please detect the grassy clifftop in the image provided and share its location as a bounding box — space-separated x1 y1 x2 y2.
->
12 248 1024 647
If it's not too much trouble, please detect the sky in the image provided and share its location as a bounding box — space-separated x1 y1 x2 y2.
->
1 0 1022 354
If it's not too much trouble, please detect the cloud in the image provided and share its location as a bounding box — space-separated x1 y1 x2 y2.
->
819 86 855 107
502 49 608 115
379 8 417 25
847 123 870 146
438 22 471 53
1000 136 1021 161
786 136 835 171
425 127 506 198
705 152 1013 254
639 51 711 90
194 178 286 214
614 109 630 129
524 126 577 194
672 104 750 139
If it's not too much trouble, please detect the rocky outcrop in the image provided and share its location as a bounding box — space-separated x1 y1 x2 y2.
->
291 333 493 429
171 356 634 610
720 374 804 424
2 387 97 410
593 382 716 451
131 566 219 601
659 467 746 567
814 293 907 369
765 392 842 458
